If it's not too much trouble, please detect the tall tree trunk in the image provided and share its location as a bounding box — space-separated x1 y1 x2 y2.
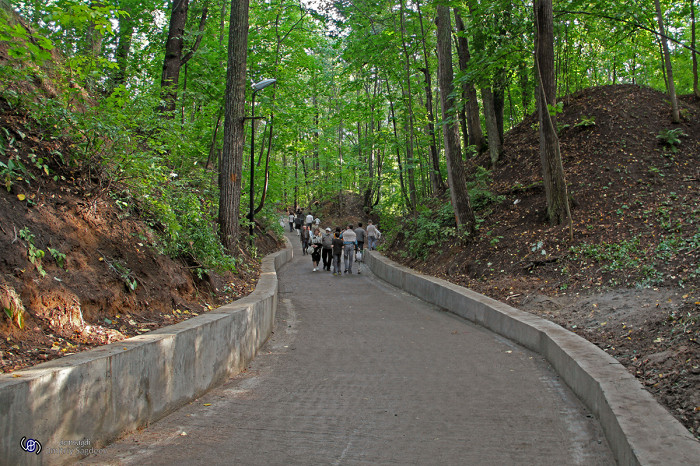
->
692 0 699 97
481 87 501 166
113 2 133 88
399 0 417 211
436 5 476 233
534 0 571 227
493 71 506 144
453 10 485 151
654 0 680 122
387 81 411 212
416 0 445 194
520 58 532 116
160 0 208 114
218 0 249 252
206 108 223 169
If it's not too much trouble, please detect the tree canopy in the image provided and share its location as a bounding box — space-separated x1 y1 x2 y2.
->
1 0 697 264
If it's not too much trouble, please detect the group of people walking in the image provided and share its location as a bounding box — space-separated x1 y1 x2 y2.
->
287 209 381 275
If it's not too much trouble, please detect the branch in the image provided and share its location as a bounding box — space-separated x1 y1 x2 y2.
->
182 5 209 65
280 10 308 44
554 9 700 54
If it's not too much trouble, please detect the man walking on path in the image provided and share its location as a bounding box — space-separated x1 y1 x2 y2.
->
300 226 310 255
366 220 378 250
354 223 366 274
305 212 314 228
342 224 357 274
321 227 333 271
331 230 343 275
294 213 303 236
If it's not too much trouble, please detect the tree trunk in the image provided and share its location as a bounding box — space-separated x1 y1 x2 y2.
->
436 5 476 233
206 107 223 169
160 0 208 114
218 0 249 252
416 0 444 194
692 0 699 97
113 3 133 88
534 0 571 227
654 0 680 122
453 10 485 151
387 81 411 212
481 87 501 166
399 0 417 211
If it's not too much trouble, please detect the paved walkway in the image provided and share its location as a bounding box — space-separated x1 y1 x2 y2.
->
85 232 614 465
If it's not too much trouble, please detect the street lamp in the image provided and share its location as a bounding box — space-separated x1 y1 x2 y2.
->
248 78 276 244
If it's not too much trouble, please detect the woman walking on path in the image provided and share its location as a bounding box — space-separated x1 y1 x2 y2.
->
321 227 333 271
331 229 343 275
288 211 295 232
310 227 322 271
342 224 357 274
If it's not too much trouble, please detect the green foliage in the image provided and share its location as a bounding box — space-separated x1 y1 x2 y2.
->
656 128 686 153
1 283 25 329
570 236 644 273
48 247 66 269
403 203 457 260
0 13 53 64
547 101 564 117
19 227 46 277
0 157 31 192
104 257 137 292
574 115 596 128
467 166 505 211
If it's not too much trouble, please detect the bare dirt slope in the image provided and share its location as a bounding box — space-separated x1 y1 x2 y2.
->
387 85 699 439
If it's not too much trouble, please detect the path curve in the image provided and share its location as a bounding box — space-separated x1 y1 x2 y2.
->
84 232 614 465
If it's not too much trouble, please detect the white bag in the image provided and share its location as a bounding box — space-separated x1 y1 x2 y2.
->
306 246 314 254
356 251 362 262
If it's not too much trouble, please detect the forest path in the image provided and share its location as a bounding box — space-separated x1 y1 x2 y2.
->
83 231 614 465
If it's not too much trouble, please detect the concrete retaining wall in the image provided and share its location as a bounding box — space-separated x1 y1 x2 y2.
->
366 250 700 466
0 239 293 465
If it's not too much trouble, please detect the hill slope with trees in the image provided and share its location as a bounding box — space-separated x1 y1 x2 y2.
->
386 84 699 439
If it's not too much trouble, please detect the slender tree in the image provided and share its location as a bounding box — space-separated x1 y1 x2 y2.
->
160 0 208 114
534 0 571 228
453 9 484 151
693 0 699 98
436 4 476 233
416 0 445 194
218 0 249 251
654 0 680 122
399 0 417 211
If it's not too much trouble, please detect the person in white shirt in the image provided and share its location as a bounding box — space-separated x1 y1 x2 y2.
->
366 220 378 250
305 213 314 228
341 225 357 274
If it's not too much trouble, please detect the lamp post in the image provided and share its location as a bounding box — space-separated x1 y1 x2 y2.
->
248 78 276 244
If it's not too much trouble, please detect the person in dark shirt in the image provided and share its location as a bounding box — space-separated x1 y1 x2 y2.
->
331 230 344 276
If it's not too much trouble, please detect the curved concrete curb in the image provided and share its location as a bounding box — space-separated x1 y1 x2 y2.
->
366 250 700 466
0 238 293 465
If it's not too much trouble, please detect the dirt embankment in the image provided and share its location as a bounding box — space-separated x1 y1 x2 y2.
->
387 85 700 438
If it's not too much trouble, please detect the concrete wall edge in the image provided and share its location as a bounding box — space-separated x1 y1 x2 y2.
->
366 249 700 465
0 236 293 465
